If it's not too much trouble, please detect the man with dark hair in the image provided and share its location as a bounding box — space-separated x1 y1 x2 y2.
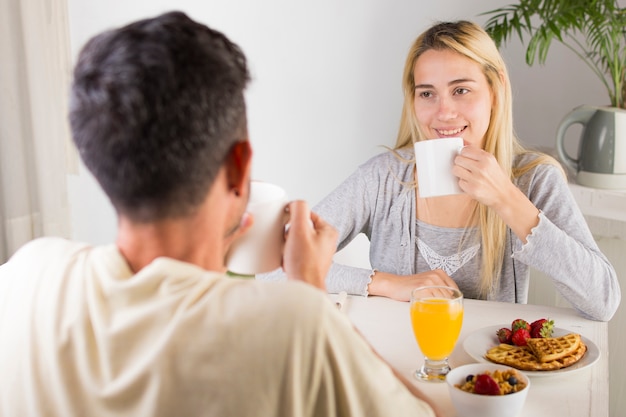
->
0 11 438 417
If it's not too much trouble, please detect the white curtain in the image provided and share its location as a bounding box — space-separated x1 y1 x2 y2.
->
0 0 74 263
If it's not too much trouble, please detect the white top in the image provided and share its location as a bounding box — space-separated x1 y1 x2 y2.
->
0 237 434 417
567 182 626 240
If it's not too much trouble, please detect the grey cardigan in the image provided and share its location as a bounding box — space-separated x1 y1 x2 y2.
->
312 148 620 321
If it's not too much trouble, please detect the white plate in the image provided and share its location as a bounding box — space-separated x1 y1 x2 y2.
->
463 325 600 377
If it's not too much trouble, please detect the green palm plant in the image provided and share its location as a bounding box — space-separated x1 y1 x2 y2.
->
481 0 626 108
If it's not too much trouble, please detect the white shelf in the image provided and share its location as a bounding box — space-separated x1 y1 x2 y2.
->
568 182 626 240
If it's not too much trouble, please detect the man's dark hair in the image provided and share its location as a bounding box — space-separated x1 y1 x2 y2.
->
70 11 250 221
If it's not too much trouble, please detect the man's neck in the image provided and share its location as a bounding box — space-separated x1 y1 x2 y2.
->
113 166 250 275
115 212 226 274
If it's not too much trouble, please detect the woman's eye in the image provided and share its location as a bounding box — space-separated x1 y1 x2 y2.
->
454 87 469 95
418 91 433 98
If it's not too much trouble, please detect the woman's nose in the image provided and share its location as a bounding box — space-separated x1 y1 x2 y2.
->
437 96 457 120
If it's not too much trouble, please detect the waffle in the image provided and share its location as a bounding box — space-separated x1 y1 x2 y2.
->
485 334 587 371
527 333 581 363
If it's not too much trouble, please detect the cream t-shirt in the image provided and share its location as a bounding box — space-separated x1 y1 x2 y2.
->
0 237 434 417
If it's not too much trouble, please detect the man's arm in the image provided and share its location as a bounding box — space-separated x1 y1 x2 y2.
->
283 201 443 416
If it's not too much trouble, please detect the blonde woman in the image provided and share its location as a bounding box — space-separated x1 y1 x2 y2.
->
313 20 620 321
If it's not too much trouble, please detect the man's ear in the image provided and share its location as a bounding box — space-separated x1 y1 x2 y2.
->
225 140 253 195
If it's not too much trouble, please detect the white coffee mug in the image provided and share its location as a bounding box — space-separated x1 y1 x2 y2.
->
414 137 464 198
226 181 288 276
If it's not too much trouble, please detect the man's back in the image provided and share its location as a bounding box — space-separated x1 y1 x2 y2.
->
0 237 434 416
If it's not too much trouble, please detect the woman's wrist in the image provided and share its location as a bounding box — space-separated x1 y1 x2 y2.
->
367 269 393 297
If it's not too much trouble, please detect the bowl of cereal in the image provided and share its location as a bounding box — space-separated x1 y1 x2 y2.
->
446 363 530 417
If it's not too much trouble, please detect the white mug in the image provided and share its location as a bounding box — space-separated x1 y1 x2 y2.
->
414 137 464 198
226 181 288 276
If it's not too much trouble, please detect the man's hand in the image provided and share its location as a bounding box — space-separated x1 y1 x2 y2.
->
282 201 338 290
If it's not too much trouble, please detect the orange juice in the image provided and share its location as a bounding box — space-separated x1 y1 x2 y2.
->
410 298 464 360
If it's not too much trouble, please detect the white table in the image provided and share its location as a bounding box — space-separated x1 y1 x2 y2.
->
337 295 609 417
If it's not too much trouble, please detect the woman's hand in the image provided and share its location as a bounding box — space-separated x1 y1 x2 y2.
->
368 269 459 301
282 201 338 290
452 145 513 208
453 145 540 243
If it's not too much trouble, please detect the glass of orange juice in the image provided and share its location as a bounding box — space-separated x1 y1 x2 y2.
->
410 285 463 382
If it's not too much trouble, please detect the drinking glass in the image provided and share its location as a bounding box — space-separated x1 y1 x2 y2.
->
410 285 464 382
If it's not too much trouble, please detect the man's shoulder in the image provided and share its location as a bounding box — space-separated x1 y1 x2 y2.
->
223 279 342 328
8 237 90 263
230 279 332 312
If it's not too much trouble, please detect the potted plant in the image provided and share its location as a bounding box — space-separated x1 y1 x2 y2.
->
481 0 626 189
482 0 625 107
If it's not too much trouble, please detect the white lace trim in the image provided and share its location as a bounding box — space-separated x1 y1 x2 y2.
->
365 269 377 297
417 238 480 276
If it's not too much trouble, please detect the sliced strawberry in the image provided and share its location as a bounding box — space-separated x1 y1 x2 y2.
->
496 327 512 344
530 318 554 338
511 328 531 346
511 319 530 332
474 374 501 395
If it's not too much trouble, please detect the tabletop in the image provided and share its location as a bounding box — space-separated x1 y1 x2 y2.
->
335 295 609 417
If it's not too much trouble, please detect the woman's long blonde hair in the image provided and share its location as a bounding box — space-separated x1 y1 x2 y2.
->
395 21 559 298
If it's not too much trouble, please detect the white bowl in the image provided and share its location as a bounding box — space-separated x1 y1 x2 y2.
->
446 363 530 417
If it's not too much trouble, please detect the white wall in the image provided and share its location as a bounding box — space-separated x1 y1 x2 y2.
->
66 0 609 245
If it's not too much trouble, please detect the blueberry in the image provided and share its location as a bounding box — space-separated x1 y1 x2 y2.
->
508 376 518 385
466 374 474 382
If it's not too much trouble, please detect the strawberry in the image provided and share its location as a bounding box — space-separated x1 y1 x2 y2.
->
496 327 512 344
511 319 530 332
530 318 554 338
474 374 501 395
511 328 531 346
